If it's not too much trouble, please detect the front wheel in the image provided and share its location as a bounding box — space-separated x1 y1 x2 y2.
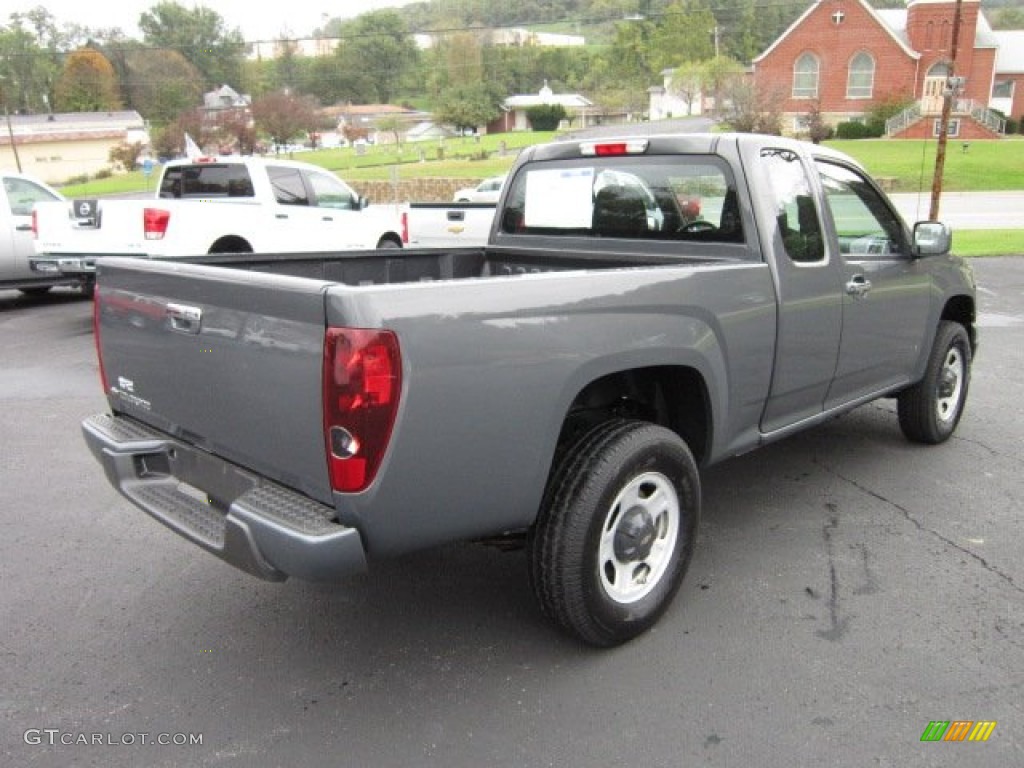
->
529 420 700 647
898 321 972 444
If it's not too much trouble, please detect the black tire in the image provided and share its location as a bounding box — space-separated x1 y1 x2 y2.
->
376 236 402 249
898 320 972 444
529 419 700 647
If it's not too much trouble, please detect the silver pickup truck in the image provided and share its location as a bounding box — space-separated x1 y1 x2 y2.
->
82 133 977 646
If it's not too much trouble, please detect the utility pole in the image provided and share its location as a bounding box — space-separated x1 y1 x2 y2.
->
929 0 964 221
0 75 22 173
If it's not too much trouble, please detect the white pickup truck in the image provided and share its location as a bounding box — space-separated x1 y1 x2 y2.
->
31 156 406 295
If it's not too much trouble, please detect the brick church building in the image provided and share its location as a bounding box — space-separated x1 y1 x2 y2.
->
752 0 1024 138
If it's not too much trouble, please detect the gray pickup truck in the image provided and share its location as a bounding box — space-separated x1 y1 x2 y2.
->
83 133 976 646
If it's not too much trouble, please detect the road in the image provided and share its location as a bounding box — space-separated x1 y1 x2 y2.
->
889 190 1024 230
2 258 1023 767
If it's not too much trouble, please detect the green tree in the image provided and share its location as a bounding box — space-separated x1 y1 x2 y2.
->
138 2 246 89
53 47 122 112
0 7 65 114
703 55 745 115
333 10 420 104
121 47 203 124
434 83 501 132
993 7 1024 30
726 0 762 63
608 16 655 115
670 60 706 115
651 0 716 72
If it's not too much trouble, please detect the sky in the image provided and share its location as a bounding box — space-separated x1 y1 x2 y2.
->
9 0 421 42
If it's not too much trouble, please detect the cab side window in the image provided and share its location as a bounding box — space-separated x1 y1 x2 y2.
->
4 177 60 216
268 167 309 206
761 148 825 264
816 161 908 258
305 171 358 210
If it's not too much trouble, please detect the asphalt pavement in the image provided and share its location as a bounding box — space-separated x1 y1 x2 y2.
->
1 257 1022 767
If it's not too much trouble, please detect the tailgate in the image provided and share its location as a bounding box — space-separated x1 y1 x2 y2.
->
35 200 147 256
94 258 334 504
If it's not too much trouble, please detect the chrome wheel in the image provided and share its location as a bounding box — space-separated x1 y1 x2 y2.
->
598 471 680 604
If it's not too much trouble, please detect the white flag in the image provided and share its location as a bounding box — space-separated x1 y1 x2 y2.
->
184 132 202 159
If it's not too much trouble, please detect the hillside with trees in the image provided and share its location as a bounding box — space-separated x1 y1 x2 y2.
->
1 0 1017 156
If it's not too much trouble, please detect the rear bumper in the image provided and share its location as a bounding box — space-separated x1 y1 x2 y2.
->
82 413 367 582
32 256 94 274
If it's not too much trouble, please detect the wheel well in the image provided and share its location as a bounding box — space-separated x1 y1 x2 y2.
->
557 366 711 465
942 295 976 352
208 236 253 254
376 234 403 248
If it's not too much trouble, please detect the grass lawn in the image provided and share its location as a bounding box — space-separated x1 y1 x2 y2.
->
54 130 1023 255
823 137 1024 192
953 229 1024 257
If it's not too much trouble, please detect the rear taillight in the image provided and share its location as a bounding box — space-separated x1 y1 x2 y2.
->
93 289 109 394
143 208 171 240
31 209 38 238
323 328 402 493
400 210 409 244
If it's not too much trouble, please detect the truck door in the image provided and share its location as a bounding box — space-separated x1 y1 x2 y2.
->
754 147 844 433
815 160 932 407
303 169 380 249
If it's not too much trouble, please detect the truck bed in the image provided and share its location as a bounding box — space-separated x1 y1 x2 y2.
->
180 246 717 286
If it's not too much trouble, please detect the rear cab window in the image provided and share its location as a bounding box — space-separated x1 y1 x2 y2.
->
498 155 744 247
159 164 255 199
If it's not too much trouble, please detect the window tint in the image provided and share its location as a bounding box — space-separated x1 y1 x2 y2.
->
4 177 60 216
761 148 825 263
268 167 309 206
159 164 255 198
498 156 743 244
817 160 907 258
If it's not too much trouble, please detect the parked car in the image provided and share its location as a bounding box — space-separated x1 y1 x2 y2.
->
0 171 81 295
453 174 506 203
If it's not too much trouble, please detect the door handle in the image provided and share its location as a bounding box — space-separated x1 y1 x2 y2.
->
845 275 872 298
322 216 333 221
166 303 203 335
275 213 288 219
15 224 32 231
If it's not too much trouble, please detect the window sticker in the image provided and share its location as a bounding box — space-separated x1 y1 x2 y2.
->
524 167 595 229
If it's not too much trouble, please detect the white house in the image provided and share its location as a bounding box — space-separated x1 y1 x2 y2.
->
490 82 595 132
648 69 704 121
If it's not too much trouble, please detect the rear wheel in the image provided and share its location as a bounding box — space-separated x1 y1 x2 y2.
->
376 236 402 249
898 321 972 444
529 419 700 647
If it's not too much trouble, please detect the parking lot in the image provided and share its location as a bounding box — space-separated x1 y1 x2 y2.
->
2 257 1022 767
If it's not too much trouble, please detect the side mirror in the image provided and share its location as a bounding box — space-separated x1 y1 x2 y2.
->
912 221 951 257
357 195 370 210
